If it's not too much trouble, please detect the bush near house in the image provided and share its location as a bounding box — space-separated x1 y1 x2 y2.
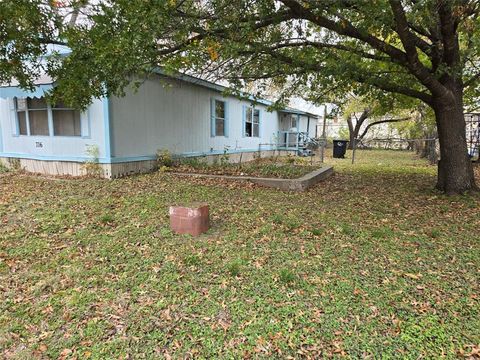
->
0 150 479 359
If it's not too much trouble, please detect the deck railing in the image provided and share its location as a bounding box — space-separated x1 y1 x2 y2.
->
276 131 311 151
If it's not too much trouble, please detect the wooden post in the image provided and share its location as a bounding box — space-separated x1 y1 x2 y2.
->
352 138 357 164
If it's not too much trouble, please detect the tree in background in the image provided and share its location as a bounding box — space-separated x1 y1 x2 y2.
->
1 0 479 193
337 95 413 149
394 105 439 164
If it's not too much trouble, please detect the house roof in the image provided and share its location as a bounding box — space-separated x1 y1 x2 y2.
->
278 107 319 118
0 69 318 118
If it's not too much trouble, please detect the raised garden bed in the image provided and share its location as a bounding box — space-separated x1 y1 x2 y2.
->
170 157 333 191
174 156 319 179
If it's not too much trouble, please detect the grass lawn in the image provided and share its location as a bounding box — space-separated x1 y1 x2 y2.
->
1 150 479 359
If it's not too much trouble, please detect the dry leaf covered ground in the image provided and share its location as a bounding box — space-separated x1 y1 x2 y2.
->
0 150 479 359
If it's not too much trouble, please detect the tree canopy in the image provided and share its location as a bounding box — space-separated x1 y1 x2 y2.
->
1 1 479 109
1 0 479 192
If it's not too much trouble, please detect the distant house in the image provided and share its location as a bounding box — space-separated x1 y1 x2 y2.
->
0 71 318 178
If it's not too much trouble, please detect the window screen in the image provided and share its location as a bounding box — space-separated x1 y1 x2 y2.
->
28 110 49 135
13 97 83 137
253 109 260 137
53 106 81 137
245 107 259 137
291 115 297 129
17 112 28 135
15 98 27 135
214 100 225 137
26 98 49 136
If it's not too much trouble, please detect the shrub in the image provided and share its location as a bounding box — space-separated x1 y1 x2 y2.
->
82 145 103 177
157 149 174 168
220 147 230 166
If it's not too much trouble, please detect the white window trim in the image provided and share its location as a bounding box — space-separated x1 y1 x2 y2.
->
13 97 84 138
213 99 226 137
244 106 260 138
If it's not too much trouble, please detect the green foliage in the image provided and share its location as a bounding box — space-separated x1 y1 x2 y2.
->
82 145 103 177
220 148 230 166
338 126 350 141
399 315 451 356
0 150 478 357
156 149 174 168
278 268 296 285
285 154 295 164
177 156 318 179
226 259 242 277
179 156 208 169
393 105 437 140
2 0 478 114
99 213 114 225
184 254 201 267
0 0 58 90
0 162 9 174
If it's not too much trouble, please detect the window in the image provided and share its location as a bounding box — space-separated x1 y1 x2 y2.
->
245 107 260 137
52 101 81 136
15 98 28 135
291 115 298 129
214 100 225 137
27 98 49 136
13 97 82 137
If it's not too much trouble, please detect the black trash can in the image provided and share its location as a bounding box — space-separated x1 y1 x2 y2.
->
333 140 349 158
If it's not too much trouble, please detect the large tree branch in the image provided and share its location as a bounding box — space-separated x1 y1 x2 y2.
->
155 10 295 57
278 0 410 66
239 46 434 104
408 21 439 42
247 40 392 63
358 117 411 139
437 0 460 68
279 0 445 99
38 38 68 46
389 0 447 97
356 74 433 104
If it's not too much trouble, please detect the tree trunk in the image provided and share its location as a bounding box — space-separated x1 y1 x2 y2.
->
346 109 369 149
346 116 356 150
433 89 477 194
348 129 356 150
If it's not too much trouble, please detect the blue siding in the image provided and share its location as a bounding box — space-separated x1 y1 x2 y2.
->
103 97 112 159
258 109 262 138
0 84 53 99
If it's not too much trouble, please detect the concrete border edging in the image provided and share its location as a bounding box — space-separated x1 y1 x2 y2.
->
171 165 334 191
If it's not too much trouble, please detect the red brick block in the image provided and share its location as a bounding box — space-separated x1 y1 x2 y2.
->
169 203 209 236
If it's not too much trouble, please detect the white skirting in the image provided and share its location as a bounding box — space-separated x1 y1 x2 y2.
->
0 149 293 178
